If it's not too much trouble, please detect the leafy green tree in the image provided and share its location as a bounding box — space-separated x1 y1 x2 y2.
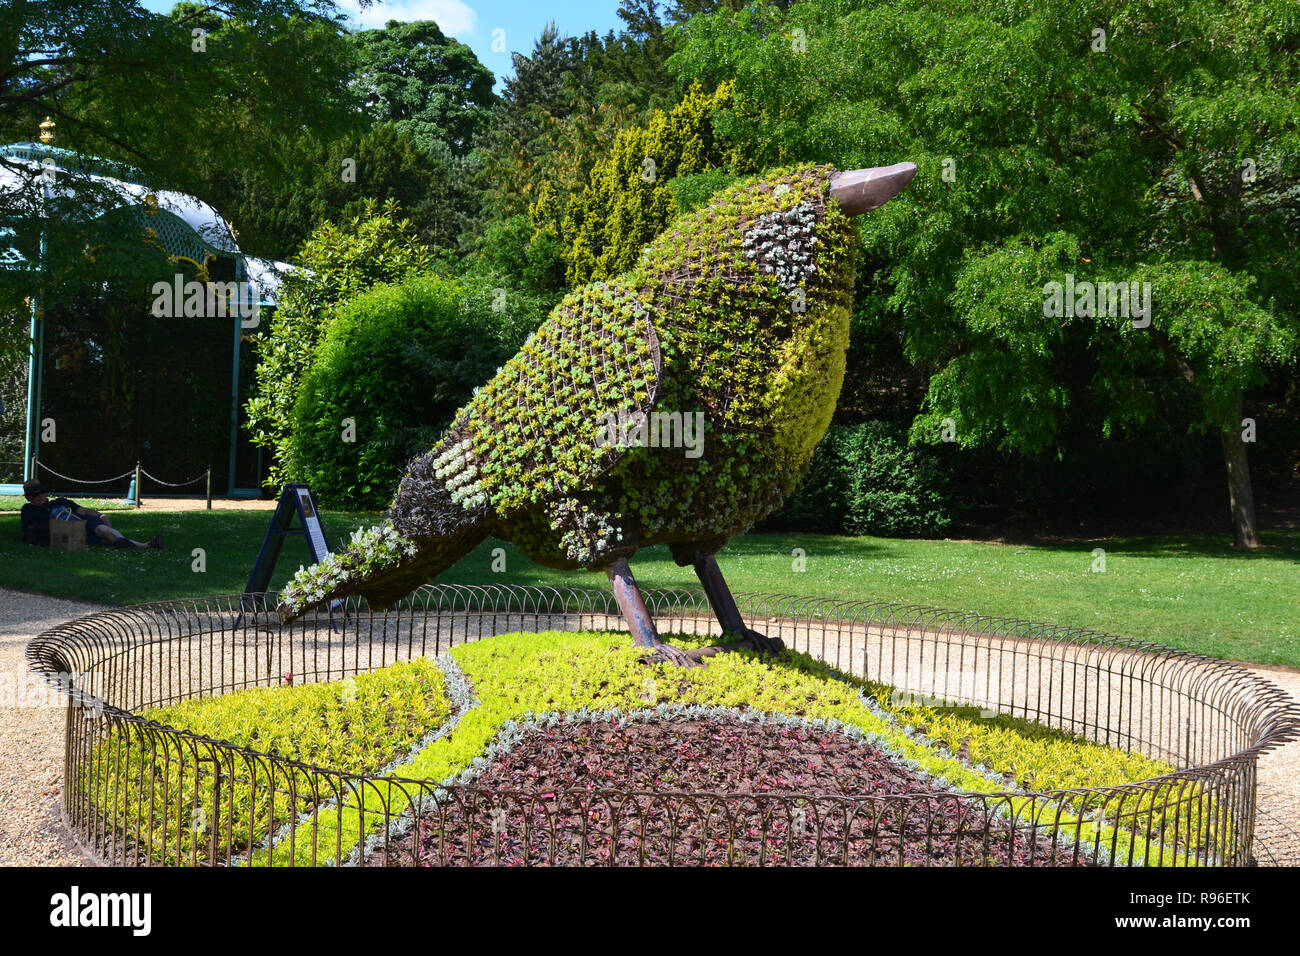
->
350 19 496 157
767 421 957 536
591 0 679 116
189 17 496 259
0 0 362 373
245 199 438 490
465 4 690 300
204 122 452 261
313 123 452 251
4 1 359 202
672 0 1300 547
475 22 596 224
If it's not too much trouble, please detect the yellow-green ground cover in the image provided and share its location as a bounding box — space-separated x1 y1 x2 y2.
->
82 658 451 864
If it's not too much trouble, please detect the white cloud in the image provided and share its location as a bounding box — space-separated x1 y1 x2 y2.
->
339 0 479 37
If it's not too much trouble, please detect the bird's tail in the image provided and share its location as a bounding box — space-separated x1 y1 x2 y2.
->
277 450 491 621
276 519 489 622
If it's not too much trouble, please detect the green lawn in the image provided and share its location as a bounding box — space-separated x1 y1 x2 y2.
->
1 507 1296 668
0 495 135 512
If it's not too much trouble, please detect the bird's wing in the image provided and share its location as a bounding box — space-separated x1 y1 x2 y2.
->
422 278 662 517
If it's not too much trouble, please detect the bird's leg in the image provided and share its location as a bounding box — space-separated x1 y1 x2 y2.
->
692 552 785 655
606 558 699 667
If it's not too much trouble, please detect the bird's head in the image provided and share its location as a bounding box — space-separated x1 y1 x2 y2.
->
639 160 918 326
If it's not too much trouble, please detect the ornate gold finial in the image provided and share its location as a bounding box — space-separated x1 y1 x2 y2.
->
39 117 56 144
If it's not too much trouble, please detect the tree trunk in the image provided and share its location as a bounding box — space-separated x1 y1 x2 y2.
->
1219 401 1260 549
1148 330 1261 549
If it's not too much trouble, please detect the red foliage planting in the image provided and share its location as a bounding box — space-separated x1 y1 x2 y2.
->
368 717 1094 866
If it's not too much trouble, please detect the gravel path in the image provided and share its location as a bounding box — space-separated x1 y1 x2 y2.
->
4 586 1298 866
1247 664 1300 865
0 590 99 866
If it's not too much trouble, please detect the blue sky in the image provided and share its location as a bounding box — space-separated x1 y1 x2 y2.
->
141 0 628 90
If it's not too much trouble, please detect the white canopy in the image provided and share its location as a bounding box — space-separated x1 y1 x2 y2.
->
243 254 296 306
1 143 242 266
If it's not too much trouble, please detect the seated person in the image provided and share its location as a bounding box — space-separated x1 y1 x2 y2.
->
19 480 163 550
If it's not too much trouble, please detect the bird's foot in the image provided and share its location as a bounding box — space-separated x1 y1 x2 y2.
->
638 641 703 668
730 627 785 656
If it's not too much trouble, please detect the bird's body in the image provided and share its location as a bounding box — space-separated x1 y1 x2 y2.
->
279 162 915 658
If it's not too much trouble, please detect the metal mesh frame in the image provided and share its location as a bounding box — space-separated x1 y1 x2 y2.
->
27 585 1300 867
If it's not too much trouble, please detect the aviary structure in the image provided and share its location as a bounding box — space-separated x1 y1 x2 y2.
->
279 162 917 664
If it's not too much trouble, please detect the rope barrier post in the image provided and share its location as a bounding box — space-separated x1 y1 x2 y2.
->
206 467 212 511
133 462 141 508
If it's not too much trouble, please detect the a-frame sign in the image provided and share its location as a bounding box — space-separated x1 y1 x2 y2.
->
239 484 339 624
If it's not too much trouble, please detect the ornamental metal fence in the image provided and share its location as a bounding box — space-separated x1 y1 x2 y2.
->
26 585 1300 867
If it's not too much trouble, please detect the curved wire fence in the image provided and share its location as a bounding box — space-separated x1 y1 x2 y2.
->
26 585 1300 867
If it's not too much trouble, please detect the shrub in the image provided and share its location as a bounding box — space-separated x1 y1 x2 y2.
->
770 421 959 536
474 213 568 295
246 199 439 491
282 274 518 508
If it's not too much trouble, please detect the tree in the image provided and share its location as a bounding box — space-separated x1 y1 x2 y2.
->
542 82 733 286
466 4 690 298
671 0 1300 547
284 274 517 508
475 23 596 223
350 19 496 157
3 1 360 198
0 1 362 366
295 123 454 253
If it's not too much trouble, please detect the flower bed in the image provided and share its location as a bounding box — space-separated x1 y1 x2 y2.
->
83 657 452 865
105 631 1190 866
32 587 1295 866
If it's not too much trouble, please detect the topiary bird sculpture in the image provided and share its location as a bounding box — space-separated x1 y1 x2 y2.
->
278 162 917 664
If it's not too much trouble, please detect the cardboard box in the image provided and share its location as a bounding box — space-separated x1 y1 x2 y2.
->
49 518 87 551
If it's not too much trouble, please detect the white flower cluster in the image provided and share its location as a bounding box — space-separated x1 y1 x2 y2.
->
280 522 418 611
743 200 820 294
551 498 626 564
284 553 351 609
350 522 418 565
432 437 487 510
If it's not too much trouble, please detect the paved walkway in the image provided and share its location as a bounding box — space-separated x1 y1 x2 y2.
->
3 587 1297 866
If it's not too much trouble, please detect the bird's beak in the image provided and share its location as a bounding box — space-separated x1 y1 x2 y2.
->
828 162 918 215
